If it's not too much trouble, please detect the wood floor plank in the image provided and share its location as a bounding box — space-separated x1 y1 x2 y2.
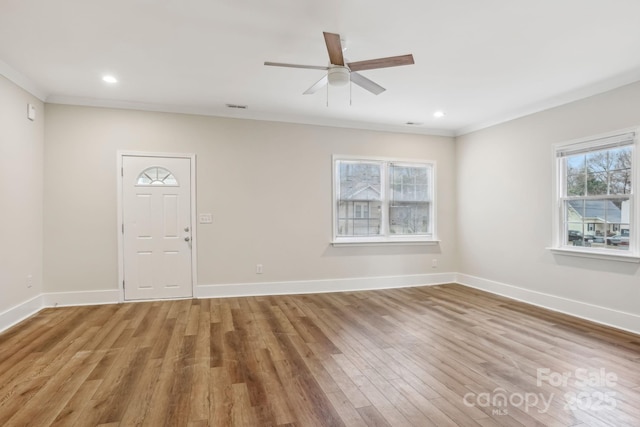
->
325 389 369 427
1 284 640 426
162 334 197 427
5 348 102 426
356 405 393 427
0 372 50 426
253 347 296 425
209 366 233 427
50 378 102 427
189 299 212 424
117 357 163 426
230 383 258 426
321 355 371 408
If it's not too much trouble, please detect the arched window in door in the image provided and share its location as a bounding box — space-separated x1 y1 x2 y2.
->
136 167 179 186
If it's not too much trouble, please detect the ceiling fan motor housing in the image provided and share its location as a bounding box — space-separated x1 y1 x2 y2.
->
328 66 350 86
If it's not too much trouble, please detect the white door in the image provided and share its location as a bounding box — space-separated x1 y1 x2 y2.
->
122 156 193 300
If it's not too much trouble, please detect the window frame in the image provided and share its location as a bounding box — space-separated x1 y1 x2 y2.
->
332 155 438 246
550 127 640 262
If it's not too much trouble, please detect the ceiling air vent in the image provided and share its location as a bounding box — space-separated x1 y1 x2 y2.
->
226 104 248 109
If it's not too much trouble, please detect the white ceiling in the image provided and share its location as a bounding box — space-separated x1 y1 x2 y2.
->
3 0 640 136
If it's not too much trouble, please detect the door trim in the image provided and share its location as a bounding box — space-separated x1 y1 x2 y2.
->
117 151 197 302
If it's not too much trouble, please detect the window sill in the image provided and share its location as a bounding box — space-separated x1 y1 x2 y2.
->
332 239 440 247
548 247 640 263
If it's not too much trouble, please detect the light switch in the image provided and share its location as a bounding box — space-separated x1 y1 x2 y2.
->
199 213 213 224
27 104 36 121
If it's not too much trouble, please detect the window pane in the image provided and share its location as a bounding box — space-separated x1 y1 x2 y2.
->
565 198 630 249
583 146 633 196
566 173 586 196
390 165 429 202
610 171 631 195
338 161 381 201
566 154 586 170
606 199 631 251
609 146 632 194
337 201 381 236
136 167 178 186
605 226 630 250
565 154 586 196
586 150 609 173
586 171 608 195
336 161 382 237
565 223 585 246
389 202 429 235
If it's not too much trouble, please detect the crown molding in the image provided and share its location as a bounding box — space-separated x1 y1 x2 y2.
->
456 67 640 136
0 60 47 101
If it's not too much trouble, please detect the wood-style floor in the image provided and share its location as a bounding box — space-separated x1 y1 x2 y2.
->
1 284 639 426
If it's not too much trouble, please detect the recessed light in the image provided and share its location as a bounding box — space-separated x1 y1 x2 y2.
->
433 110 446 118
102 75 118 84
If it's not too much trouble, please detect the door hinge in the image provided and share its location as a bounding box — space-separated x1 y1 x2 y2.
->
123 280 125 288
121 167 123 177
122 223 124 234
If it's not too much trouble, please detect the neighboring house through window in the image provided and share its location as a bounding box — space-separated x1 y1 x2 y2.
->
333 156 435 244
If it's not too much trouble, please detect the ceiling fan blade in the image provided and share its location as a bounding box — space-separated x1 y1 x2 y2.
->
347 54 414 72
323 32 344 66
350 72 386 95
303 75 328 95
264 61 328 71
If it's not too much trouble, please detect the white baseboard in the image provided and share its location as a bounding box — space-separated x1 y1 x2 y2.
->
456 273 640 335
43 289 120 307
1 290 120 334
4 273 638 337
196 273 456 299
0 295 44 334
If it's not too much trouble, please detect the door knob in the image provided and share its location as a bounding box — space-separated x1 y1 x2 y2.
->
184 236 190 242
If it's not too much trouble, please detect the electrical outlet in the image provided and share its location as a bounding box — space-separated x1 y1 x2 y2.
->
431 259 438 269
256 264 263 274
27 274 33 288
199 213 213 224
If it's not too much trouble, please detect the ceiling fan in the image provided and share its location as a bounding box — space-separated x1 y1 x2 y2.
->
264 32 414 95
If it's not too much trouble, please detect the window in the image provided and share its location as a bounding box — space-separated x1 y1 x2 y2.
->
333 157 435 244
136 167 178 186
553 129 639 259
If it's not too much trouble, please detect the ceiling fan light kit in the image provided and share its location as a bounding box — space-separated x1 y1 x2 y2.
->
265 32 414 97
327 67 350 86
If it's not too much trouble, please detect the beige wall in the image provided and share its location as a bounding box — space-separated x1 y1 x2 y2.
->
44 104 457 293
0 76 44 312
456 81 640 317
5 68 640 330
